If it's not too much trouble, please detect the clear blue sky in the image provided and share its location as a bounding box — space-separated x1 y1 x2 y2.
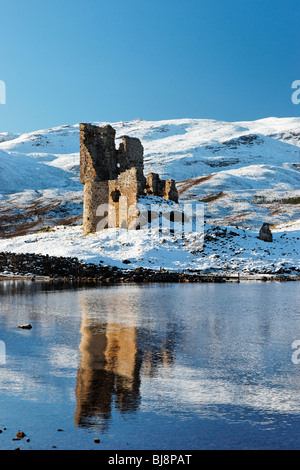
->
0 0 299 133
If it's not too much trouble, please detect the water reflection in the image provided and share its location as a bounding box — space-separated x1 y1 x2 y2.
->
0 279 83 296
75 320 141 429
75 288 180 429
2 280 300 449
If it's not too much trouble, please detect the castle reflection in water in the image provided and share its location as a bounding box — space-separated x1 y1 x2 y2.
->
75 287 180 430
0 280 181 431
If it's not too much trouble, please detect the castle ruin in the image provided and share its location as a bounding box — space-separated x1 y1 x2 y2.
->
80 123 178 234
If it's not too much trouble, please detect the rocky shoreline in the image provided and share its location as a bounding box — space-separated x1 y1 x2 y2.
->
0 252 299 283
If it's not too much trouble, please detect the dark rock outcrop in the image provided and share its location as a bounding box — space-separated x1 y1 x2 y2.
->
259 223 273 242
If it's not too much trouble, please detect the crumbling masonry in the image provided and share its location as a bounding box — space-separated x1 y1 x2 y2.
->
80 123 178 234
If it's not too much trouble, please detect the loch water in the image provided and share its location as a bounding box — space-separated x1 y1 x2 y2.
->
0 280 300 450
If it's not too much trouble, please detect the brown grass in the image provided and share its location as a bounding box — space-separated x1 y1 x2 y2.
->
177 174 215 195
200 191 225 203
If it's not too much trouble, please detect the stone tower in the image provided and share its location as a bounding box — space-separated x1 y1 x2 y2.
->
80 123 178 234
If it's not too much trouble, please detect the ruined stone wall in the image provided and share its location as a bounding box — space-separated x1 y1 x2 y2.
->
80 123 179 234
80 123 118 234
163 179 178 203
83 180 109 233
145 172 178 203
117 136 145 193
80 123 118 184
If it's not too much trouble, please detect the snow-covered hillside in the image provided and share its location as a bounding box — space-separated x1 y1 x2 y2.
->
0 117 299 237
0 221 299 276
0 117 299 276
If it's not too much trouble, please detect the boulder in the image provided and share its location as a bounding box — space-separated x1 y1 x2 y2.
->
259 223 273 242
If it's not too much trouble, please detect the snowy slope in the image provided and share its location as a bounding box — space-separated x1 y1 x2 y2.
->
0 125 82 236
0 124 80 192
0 223 299 276
0 117 299 233
0 116 299 274
0 132 20 144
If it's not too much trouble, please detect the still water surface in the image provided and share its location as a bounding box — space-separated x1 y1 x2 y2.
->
0 281 300 450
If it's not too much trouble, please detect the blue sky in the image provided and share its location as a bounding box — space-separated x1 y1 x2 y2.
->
0 0 299 133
